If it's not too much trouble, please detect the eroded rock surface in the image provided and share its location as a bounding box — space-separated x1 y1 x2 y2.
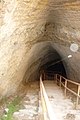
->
0 0 80 97
13 81 39 120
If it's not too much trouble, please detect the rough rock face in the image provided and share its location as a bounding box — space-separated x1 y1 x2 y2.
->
0 0 80 97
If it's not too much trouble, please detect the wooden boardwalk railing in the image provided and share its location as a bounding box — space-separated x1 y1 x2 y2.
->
40 71 80 119
55 74 80 107
40 75 57 120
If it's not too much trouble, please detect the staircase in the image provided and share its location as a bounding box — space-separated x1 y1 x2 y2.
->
40 73 80 120
13 73 80 120
13 81 39 120
42 80 79 120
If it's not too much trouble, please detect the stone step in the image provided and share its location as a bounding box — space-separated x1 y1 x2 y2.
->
19 109 38 114
13 81 39 120
24 105 37 110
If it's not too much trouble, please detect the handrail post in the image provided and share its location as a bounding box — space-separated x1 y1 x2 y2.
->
40 77 46 120
60 76 62 88
56 74 57 84
44 72 45 80
64 80 67 98
76 85 80 108
53 74 54 80
54 74 56 81
40 74 57 120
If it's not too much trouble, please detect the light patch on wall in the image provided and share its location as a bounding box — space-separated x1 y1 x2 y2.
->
70 43 79 52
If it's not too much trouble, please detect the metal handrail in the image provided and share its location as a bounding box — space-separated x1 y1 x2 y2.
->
40 71 80 108
55 74 80 107
40 75 57 120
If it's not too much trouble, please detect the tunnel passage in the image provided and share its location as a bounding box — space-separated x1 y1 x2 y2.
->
0 0 80 98
40 52 67 80
23 42 68 84
23 42 67 83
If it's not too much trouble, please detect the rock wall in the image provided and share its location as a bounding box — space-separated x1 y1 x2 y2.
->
0 0 80 97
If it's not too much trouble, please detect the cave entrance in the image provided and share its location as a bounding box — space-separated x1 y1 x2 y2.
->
40 49 67 80
23 43 67 83
43 60 67 80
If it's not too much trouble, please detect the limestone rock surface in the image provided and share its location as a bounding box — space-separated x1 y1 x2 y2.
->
0 0 80 97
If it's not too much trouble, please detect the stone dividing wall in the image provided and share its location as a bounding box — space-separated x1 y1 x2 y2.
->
0 0 80 97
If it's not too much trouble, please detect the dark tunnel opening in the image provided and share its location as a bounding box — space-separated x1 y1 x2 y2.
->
23 43 68 83
39 48 67 80
43 60 67 80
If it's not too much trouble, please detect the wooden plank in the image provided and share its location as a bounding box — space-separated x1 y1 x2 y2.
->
66 87 80 98
60 76 62 87
40 78 57 120
56 74 57 83
76 85 80 107
57 74 66 80
65 80 67 97
41 73 80 110
67 79 80 86
60 81 80 98
61 82 65 87
56 74 80 97
57 74 80 86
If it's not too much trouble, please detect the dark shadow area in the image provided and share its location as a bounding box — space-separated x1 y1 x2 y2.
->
40 52 67 80
46 60 66 76
22 42 67 84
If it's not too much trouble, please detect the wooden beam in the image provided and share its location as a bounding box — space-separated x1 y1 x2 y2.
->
76 85 80 107
64 80 67 98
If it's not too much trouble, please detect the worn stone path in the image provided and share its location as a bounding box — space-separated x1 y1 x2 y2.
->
13 81 39 120
43 80 80 120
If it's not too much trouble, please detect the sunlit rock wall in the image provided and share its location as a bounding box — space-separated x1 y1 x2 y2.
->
46 0 80 81
0 0 49 97
0 0 80 97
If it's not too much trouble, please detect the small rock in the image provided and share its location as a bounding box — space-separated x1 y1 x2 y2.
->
19 114 24 117
4 114 7 117
65 113 75 120
4 108 9 113
13 112 19 116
